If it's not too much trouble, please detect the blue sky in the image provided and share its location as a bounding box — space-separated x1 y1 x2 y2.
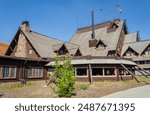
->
0 0 150 43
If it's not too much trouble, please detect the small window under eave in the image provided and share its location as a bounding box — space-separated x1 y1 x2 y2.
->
123 47 139 57
74 49 82 56
96 40 107 49
55 44 69 56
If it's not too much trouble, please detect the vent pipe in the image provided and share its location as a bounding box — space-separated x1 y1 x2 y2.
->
91 10 95 39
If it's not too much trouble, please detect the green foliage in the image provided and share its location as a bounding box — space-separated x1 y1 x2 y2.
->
52 54 76 97
79 84 89 90
0 82 33 91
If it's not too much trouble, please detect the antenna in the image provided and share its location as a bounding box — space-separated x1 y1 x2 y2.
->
112 0 123 19
100 9 107 22
91 10 95 39
116 4 123 19
76 17 83 28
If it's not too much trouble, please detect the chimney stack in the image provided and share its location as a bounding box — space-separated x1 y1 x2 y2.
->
21 21 30 32
91 10 95 39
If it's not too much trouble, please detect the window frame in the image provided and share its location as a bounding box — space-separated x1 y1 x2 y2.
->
76 67 87 77
0 66 17 79
28 66 43 78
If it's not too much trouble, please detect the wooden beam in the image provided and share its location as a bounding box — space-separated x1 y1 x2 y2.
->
120 64 139 83
88 64 93 84
136 65 150 77
115 67 119 81
133 67 148 78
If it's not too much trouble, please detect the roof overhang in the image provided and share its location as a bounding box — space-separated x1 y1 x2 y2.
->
46 58 137 66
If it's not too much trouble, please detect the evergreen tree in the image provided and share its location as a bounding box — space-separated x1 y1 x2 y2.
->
53 54 76 97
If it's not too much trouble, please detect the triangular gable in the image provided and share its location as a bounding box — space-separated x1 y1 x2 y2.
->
107 22 119 33
55 44 69 55
6 29 40 58
96 39 107 48
123 46 139 56
74 49 82 56
141 43 150 55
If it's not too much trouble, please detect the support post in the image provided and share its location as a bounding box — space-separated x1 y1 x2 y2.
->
88 64 93 85
115 67 119 81
120 64 139 83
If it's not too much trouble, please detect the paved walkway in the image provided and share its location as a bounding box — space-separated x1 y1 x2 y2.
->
103 85 150 98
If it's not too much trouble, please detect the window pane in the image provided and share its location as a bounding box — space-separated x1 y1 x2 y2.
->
28 67 32 77
76 68 87 76
92 68 103 76
10 66 15 77
104 68 115 75
2 67 9 78
39 67 43 77
34 67 38 77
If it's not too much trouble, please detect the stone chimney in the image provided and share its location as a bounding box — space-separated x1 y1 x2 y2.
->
21 21 30 32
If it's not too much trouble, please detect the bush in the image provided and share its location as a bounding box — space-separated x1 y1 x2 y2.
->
79 84 89 90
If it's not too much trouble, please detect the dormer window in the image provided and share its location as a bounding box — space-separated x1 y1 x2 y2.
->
145 51 150 55
96 40 106 49
143 44 150 55
29 49 33 54
112 23 118 29
107 22 118 33
55 44 68 55
74 49 82 56
124 47 139 57
108 50 116 57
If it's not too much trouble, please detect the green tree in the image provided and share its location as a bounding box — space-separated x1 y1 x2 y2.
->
53 54 76 97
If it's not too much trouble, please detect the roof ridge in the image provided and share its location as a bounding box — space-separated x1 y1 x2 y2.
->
31 30 65 42
124 39 150 44
65 42 80 46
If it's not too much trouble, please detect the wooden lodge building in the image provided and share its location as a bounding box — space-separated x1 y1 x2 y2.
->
0 19 150 83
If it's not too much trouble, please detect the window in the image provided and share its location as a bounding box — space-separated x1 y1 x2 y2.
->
2 67 9 78
10 66 16 77
104 68 115 76
108 50 116 56
29 49 33 54
92 68 103 76
28 67 43 78
39 67 43 77
119 68 126 75
145 51 150 55
125 48 138 57
1 66 16 78
76 68 87 76
28 67 32 77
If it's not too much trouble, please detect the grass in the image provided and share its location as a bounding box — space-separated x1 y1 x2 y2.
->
0 76 150 98
0 82 35 91
76 83 89 90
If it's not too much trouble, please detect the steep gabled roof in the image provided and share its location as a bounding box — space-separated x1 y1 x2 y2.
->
122 40 150 56
20 28 81 58
123 46 139 56
0 42 9 55
21 28 63 58
69 20 124 56
124 32 138 43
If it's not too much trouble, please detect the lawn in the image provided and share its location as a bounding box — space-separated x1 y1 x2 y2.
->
0 77 150 98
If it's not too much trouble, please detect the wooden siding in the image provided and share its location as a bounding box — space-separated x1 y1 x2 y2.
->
15 32 27 57
0 56 48 82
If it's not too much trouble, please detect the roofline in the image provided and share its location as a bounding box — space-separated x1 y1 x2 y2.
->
0 55 49 62
47 55 132 61
124 39 150 45
31 30 66 43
